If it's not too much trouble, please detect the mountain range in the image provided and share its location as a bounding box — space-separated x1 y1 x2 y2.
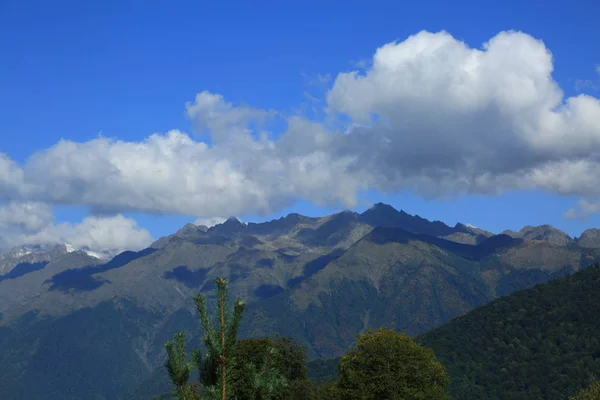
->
307 263 600 400
1 203 600 399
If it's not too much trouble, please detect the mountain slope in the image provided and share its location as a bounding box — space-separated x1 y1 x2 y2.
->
241 227 600 359
419 263 600 400
576 228 600 248
2 204 600 399
0 299 166 400
502 224 574 246
0 251 102 319
441 223 493 245
0 244 73 275
359 203 455 235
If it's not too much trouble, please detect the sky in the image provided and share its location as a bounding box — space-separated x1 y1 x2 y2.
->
1 0 600 257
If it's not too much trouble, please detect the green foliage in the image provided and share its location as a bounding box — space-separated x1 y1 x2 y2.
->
193 277 245 399
164 332 199 399
243 346 288 400
570 381 600 400
305 357 340 384
164 277 301 400
231 337 311 400
336 328 450 400
162 278 245 399
0 300 162 400
310 381 343 400
419 263 600 400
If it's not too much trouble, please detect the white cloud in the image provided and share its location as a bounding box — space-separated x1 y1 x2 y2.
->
564 199 600 220
575 65 600 92
326 31 600 192
0 154 26 199
1 29 600 226
0 202 53 233
324 31 600 210
193 216 226 228
0 202 153 258
1 114 367 218
575 79 599 92
185 91 274 143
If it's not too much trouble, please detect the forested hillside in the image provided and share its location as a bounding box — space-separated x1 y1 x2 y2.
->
419 263 600 400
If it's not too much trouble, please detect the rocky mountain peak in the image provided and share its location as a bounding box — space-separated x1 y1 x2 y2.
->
225 216 243 224
502 224 573 246
244 212 317 236
367 202 397 212
359 203 455 236
207 216 246 236
178 223 198 233
0 243 71 275
576 228 600 248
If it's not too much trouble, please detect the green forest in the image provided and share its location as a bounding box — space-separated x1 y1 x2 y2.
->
156 277 451 400
419 263 600 399
156 265 600 399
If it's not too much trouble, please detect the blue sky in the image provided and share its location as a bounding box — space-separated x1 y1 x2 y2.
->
1 0 600 252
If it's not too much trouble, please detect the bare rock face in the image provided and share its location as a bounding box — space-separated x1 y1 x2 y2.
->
576 228 600 248
501 225 574 246
150 223 209 249
0 244 70 275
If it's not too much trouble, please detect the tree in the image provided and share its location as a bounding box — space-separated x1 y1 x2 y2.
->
337 328 450 400
164 277 245 400
231 337 309 400
243 346 289 400
194 277 245 400
164 332 199 400
310 382 343 400
569 381 600 400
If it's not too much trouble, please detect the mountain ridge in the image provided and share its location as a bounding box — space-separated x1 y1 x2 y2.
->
1 204 597 326
1 203 600 400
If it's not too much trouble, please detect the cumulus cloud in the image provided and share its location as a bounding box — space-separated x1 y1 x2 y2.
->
1 29 600 226
0 202 153 258
326 31 600 196
0 154 26 199
185 91 275 143
0 202 53 233
193 216 227 228
1 111 367 217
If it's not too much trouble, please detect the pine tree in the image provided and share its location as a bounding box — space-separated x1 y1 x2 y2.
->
165 277 291 400
231 337 303 400
164 332 199 400
194 277 245 400
244 346 289 400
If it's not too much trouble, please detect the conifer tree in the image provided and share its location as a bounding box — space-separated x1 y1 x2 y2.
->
165 277 290 400
244 346 289 400
194 277 245 400
164 332 199 400
231 337 302 400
